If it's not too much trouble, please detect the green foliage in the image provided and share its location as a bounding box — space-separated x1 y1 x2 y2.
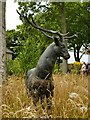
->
68 62 82 74
6 2 89 75
66 3 89 61
18 37 41 73
6 59 22 75
18 2 89 62
54 63 63 74
6 29 25 59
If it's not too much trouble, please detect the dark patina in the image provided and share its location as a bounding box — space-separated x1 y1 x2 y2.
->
17 10 70 111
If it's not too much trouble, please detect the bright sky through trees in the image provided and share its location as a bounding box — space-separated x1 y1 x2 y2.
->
6 0 22 30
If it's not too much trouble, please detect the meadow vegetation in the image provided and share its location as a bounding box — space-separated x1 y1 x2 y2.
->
4 2 89 119
2 73 88 118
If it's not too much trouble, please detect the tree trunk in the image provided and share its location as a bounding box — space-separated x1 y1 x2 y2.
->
76 48 80 62
0 2 6 115
61 3 68 73
0 2 6 82
74 48 77 61
74 46 80 62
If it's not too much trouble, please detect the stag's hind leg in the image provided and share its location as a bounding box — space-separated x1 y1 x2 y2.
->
31 89 39 110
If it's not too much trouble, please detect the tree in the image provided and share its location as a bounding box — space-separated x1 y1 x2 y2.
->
0 2 6 81
61 2 68 73
6 2 89 74
66 3 89 62
0 3 6 115
6 23 42 73
17 2 69 73
6 29 25 59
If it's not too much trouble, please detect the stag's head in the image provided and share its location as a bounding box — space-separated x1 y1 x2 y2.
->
53 36 70 60
17 10 71 60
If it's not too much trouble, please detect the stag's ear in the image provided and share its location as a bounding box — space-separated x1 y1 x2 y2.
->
54 37 60 46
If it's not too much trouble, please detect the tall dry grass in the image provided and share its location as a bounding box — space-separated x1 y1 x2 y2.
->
2 74 89 118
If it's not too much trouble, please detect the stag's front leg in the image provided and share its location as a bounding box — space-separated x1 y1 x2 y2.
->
46 80 54 114
46 96 52 110
46 90 53 115
40 95 45 109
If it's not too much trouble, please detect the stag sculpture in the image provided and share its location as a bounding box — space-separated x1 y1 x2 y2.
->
17 10 71 112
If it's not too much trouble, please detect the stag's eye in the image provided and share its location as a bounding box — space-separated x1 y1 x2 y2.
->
61 44 65 48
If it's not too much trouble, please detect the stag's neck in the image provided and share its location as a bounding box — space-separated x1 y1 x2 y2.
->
35 42 58 79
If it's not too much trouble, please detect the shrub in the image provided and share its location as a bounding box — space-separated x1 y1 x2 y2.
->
6 58 22 76
71 62 82 74
54 63 63 74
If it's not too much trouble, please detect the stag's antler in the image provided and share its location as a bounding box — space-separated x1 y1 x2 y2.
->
28 15 69 37
17 10 69 38
64 34 77 39
31 16 53 39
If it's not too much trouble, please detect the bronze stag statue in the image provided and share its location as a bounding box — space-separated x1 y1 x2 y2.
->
17 10 71 112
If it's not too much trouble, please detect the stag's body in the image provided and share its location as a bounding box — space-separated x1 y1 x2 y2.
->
26 40 70 111
26 42 57 110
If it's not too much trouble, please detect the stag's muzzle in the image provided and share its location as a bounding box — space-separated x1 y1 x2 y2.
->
64 54 70 60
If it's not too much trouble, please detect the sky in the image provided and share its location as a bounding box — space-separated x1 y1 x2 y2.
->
6 0 90 63
6 0 22 30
